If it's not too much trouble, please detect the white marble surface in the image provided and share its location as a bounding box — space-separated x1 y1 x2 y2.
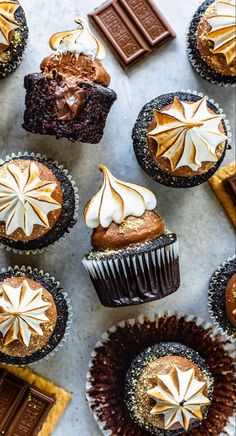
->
0 0 235 434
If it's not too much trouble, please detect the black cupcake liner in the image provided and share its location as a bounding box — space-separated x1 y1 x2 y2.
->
0 3 28 79
125 343 214 435
82 233 180 307
133 91 230 188
0 265 72 366
86 312 235 436
208 255 236 342
186 0 236 87
0 152 79 254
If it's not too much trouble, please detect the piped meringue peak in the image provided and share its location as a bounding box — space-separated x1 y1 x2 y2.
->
0 161 61 237
206 0 236 66
49 17 106 60
147 365 210 431
148 96 227 171
0 0 20 49
0 280 51 347
84 165 157 229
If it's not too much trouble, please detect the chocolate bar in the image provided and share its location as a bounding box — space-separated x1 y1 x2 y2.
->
0 369 54 435
224 173 236 205
89 0 176 70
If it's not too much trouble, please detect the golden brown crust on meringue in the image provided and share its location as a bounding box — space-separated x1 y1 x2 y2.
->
225 273 236 327
135 355 209 431
197 3 236 77
41 53 110 86
91 211 164 251
0 277 57 357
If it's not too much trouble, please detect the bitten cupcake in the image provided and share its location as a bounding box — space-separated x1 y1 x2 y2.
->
187 0 236 86
133 91 230 188
0 153 78 254
23 17 117 143
0 0 28 79
0 266 70 365
125 343 213 434
209 255 236 341
82 165 180 307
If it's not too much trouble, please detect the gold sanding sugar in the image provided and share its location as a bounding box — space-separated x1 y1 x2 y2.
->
0 51 10 63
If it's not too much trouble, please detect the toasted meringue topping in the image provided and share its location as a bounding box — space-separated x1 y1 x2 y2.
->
206 0 236 65
84 165 157 228
0 162 61 236
147 365 210 431
49 17 106 60
0 0 20 49
148 96 227 171
0 280 51 347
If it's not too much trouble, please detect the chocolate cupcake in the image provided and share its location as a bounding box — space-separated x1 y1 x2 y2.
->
133 91 230 188
209 255 236 341
23 17 117 143
187 0 236 87
0 152 79 254
82 165 180 307
86 312 235 435
0 265 71 365
0 0 28 79
125 343 213 434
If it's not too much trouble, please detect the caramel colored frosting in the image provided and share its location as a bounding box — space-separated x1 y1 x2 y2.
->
225 273 236 327
206 0 236 66
0 159 62 242
91 211 164 250
0 277 57 357
135 355 210 432
0 0 20 51
148 97 227 173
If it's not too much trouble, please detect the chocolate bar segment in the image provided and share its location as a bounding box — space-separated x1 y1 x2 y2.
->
224 173 236 205
89 0 176 69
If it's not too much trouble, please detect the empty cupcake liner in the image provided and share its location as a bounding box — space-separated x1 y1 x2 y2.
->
133 90 231 188
0 151 79 255
0 265 73 366
186 0 236 88
83 236 180 307
208 255 236 342
86 311 235 436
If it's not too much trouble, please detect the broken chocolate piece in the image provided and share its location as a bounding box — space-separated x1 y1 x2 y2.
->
224 173 236 205
0 369 54 435
89 0 176 70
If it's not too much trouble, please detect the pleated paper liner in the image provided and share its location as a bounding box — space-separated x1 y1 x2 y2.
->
186 0 236 87
86 311 235 436
0 265 72 366
133 90 231 188
0 152 79 255
208 255 236 342
83 234 180 307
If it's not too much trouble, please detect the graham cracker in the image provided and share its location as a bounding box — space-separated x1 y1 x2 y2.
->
208 161 236 229
0 363 72 435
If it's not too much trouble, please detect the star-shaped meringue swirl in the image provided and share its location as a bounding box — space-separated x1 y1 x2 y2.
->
0 162 61 236
147 365 210 431
0 1 20 49
206 0 236 66
0 280 51 347
148 96 227 171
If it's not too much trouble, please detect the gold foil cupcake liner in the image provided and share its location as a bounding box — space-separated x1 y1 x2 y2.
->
0 151 79 255
0 265 73 366
86 311 235 436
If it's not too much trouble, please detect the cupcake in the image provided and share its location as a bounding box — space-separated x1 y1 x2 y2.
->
125 343 213 434
23 17 117 143
82 165 180 307
187 0 236 87
0 0 28 79
133 91 230 188
0 265 70 365
0 153 78 254
86 312 235 435
209 255 236 341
